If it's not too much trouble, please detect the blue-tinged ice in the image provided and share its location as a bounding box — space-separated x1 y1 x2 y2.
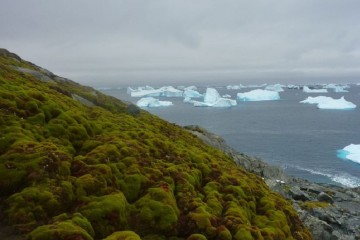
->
193 88 237 107
300 96 356 109
237 89 280 101
324 84 349 93
265 84 284 92
303 86 328 93
337 144 360 164
130 86 183 97
136 97 173 107
183 86 203 98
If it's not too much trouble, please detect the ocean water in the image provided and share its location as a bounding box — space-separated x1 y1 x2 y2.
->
102 85 360 187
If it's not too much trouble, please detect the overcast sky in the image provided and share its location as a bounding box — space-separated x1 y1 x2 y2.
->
1 0 360 87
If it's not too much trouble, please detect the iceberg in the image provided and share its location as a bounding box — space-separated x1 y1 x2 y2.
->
324 84 349 93
222 94 231 98
287 84 301 89
337 144 360 164
183 86 203 98
136 97 173 107
227 84 267 89
300 96 356 109
193 88 237 107
303 86 328 93
237 89 280 101
130 86 183 98
265 84 284 92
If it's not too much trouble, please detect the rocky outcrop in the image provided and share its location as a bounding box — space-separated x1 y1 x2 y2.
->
186 125 360 240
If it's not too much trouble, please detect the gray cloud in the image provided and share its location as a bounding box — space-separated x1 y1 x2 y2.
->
1 0 360 86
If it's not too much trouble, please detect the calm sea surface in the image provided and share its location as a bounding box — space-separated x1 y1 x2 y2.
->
102 85 360 187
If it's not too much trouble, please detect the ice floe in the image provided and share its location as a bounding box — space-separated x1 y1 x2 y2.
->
226 84 267 90
265 84 284 92
237 89 280 101
324 84 349 93
130 86 183 97
136 97 173 107
192 88 237 107
300 96 356 109
183 86 203 99
337 144 360 164
303 86 328 93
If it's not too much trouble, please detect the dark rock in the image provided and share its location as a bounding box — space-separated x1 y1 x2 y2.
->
289 186 310 201
0 48 22 61
318 192 334 203
12 66 54 82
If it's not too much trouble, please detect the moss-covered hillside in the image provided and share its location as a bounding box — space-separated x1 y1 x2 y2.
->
0 49 311 240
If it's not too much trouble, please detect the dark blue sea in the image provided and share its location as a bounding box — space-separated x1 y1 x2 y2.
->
102 84 360 187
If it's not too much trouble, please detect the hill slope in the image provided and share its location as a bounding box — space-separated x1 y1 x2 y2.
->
0 49 311 240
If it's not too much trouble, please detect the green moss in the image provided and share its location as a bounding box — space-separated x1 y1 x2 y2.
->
6 185 62 229
187 233 208 240
134 186 179 235
119 174 146 202
28 219 93 240
0 52 312 240
79 193 130 239
234 227 253 240
104 231 141 240
300 201 330 210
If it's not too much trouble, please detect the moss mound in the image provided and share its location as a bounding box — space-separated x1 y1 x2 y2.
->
0 50 311 239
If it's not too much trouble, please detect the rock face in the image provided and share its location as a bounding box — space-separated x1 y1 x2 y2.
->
187 125 360 240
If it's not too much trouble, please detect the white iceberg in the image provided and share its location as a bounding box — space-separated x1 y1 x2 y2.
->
237 89 280 101
227 84 267 89
265 84 284 92
324 84 349 93
130 86 183 98
222 94 231 98
193 88 237 107
287 84 301 89
136 97 173 107
183 86 203 99
226 84 245 90
337 144 360 164
303 86 328 93
300 96 356 109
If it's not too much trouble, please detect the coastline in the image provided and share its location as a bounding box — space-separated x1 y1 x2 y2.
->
185 125 360 239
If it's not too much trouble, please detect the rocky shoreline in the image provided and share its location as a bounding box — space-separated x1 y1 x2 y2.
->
185 125 360 240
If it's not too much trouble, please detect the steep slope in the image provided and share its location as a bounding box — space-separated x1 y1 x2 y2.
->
0 49 311 240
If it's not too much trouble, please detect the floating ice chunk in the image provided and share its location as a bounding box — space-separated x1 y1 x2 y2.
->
222 94 231 98
160 86 184 97
300 96 356 109
204 88 221 104
287 84 301 89
324 84 349 93
136 97 173 107
300 96 332 104
131 89 161 97
227 84 267 89
265 84 284 92
337 144 360 164
213 98 237 107
226 84 245 90
237 89 280 101
193 88 237 107
303 86 328 93
183 86 203 98
130 86 183 97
